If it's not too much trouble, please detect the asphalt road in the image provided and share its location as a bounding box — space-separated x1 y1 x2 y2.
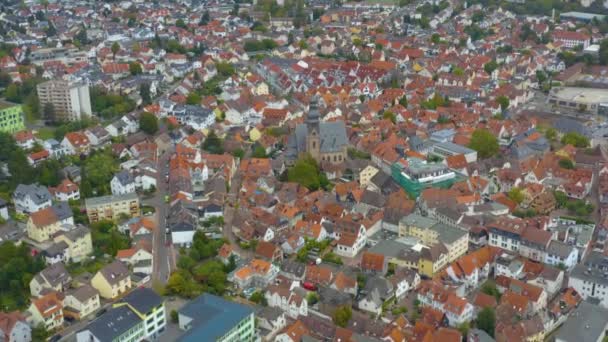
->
143 147 176 285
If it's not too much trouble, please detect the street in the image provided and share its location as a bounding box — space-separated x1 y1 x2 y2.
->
143 147 176 285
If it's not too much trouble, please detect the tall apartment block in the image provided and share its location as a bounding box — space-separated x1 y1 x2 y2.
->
37 80 92 122
0 100 25 133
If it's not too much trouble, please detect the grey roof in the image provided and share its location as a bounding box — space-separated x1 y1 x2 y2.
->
98 261 130 285
432 141 476 155
38 262 71 287
13 184 52 205
570 264 608 286
280 260 306 278
363 276 393 298
56 224 90 242
290 120 348 155
52 202 73 221
369 240 408 258
114 170 134 186
546 240 575 258
430 222 467 245
400 214 436 229
469 329 495 342
67 284 98 303
83 305 142 341
43 241 69 257
256 306 284 322
119 288 162 315
178 293 253 342
555 301 608 342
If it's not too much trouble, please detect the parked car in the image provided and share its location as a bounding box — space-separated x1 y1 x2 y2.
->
303 282 317 291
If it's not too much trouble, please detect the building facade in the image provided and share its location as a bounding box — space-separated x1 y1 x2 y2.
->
37 80 92 122
85 193 140 222
0 100 25 133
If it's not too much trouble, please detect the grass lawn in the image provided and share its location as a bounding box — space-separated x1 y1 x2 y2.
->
35 127 56 140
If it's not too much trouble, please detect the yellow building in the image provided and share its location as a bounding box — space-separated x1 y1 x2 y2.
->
91 261 132 299
359 165 380 188
28 292 64 331
63 285 100 320
418 243 449 277
249 127 262 142
53 225 93 263
26 203 73 243
399 214 468 263
85 193 139 223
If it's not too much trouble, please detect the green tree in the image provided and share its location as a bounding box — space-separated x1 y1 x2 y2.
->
481 281 501 301
399 96 408 108
507 187 524 204
215 62 235 77
5 83 20 102
553 190 568 208
186 92 201 105
129 62 142 75
561 132 589 148
431 33 441 44
600 39 608 65
139 112 159 135
249 291 267 305
287 155 328 191
496 95 510 111
484 60 498 75
80 150 119 196
192 260 227 295
252 145 267 158
42 102 55 121
382 111 396 124
545 127 557 141
140 83 151 105
170 309 179 323
111 42 120 60
559 158 575 169
176 19 187 29
333 306 352 327
477 307 496 337
468 129 499 159
200 10 210 25
202 130 224 154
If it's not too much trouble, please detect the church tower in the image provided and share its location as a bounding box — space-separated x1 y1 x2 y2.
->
306 97 321 162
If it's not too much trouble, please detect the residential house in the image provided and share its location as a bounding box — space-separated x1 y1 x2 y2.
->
360 252 388 274
111 170 137 195
27 291 64 331
255 241 283 263
26 202 74 243
265 284 308 319
12 184 52 214
230 259 279 289
61 132 90 155
91 261 132 299
52 225 93 263
0 311 31 342
50 179 80 202
63 285 100 320
29 263 72 297
117 247 153 275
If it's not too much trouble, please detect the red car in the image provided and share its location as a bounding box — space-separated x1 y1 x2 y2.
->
302 282 317 291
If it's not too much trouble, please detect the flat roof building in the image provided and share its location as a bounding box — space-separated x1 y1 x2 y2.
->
548 87 608 115
178 293 255 342
0 100 25 134
555 301 608 342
